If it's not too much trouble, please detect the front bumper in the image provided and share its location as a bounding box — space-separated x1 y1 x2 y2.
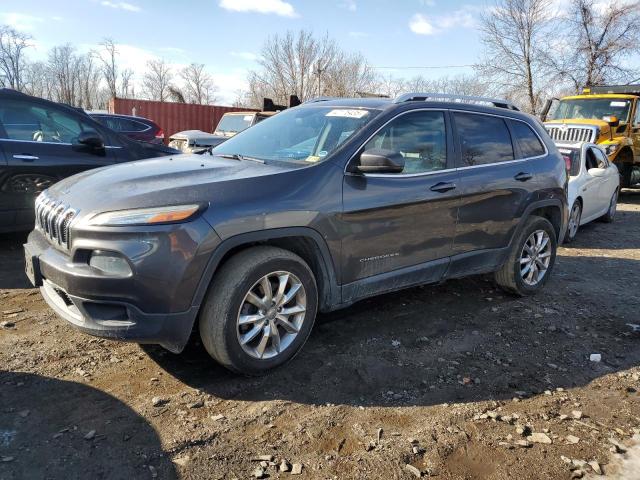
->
24 218 220 352
40 278 198 352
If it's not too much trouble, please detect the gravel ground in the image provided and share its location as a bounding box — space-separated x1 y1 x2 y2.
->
1 191 640 480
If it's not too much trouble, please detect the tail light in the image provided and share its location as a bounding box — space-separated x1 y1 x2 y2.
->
563 155 571 172
155 128 165 139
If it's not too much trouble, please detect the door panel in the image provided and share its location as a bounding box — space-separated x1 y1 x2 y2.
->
1 140 119 227
342 171 459 283
454 160 541 252
0 144 15 229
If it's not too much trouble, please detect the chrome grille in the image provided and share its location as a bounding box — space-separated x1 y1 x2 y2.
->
34 192 77 249
545 124 598 143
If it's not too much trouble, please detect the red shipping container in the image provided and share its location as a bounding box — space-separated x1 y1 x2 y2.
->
108 98 257 142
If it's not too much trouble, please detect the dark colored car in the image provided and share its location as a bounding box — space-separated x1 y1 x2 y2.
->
0 89 178 232
90 113 165 144
24 93 568 375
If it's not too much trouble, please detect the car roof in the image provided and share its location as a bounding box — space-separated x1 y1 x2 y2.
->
301 97 538 124
90 112 152 121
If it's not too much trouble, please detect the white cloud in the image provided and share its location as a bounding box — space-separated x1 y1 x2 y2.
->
0 12 44 31
409 6 479 36
409 14 436 35
339 0 357 12
100 1 141 12
230 51 259 61
218 0 297 17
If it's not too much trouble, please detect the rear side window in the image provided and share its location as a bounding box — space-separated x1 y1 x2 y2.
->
511 120 545 158
118 118 149 132
453 112 514 167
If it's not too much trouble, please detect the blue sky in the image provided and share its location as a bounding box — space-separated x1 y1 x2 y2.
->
2 0 495 103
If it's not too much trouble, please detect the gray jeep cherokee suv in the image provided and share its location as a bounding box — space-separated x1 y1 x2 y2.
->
24 93 568 375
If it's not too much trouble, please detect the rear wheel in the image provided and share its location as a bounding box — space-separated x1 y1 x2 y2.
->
600 188 618 223
495 216 557 296
565 201 581 243
199 246 318 375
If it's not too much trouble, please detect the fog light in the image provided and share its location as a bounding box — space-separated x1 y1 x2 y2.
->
89 251 132 276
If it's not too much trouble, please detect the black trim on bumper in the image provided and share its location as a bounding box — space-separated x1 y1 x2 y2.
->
40 278 197 353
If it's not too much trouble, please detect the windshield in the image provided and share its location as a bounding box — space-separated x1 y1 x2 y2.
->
214 114 253 134
551 98 632 123
212 106 379 164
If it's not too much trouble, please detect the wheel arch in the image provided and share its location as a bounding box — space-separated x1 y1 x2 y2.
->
511 199 565 246
192 228 340 314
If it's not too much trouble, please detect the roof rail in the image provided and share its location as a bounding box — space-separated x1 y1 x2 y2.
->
393 92 520 111
303 96 337 104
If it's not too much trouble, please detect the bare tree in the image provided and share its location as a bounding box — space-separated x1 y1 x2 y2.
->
142 58 173 101
96 38 119 98
247 30 379 108
120 68 134 98
22 60 52 98
77 53 106 110
180 63 217 104
478 0 554 113
0 25 32 90
552 0 640 90
376 74 406 98
323 51 378 97
47 44 83 105
232 89 249 107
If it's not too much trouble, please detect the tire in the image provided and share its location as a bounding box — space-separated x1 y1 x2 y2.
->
618 153 633 188
495 215 557 296
564 200 581 243
600 188 618 223
199 246 318 375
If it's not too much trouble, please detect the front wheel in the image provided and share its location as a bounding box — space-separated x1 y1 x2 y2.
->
199 246 318 375
495 216 557 296
564 201 581 243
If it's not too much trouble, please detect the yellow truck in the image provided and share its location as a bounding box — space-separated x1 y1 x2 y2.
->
542 85 640 187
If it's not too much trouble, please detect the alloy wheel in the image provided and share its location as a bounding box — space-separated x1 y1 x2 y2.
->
568 202 581 239
520 230 552 286
236 271 307 360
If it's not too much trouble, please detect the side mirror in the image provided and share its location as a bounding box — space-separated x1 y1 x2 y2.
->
602 115 619 127
355 148 405 174
588 167 607 178
75 130 104 150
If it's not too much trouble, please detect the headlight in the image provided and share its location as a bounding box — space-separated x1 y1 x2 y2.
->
88 204 202 226
604 144 619 156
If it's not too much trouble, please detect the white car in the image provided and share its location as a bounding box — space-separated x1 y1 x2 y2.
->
557 142 620 242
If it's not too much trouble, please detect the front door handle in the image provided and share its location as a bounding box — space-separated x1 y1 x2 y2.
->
514 172 533 182
430 181 456 193
13 154 39 161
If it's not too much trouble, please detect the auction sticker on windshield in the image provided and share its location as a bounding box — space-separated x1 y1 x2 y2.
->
610 101 627 107
326 109 369 118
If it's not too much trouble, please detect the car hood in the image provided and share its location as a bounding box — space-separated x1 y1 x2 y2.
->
170 130 227 145
46 154 290 218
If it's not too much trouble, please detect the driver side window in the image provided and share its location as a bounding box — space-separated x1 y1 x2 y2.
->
0 99 94 143
363 111 447 174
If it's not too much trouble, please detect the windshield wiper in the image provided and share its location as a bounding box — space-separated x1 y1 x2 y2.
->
213 153 265 164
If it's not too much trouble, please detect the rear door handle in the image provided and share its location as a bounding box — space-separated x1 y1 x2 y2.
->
514 172 533 182
13 154 39 161
430 181 456 193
